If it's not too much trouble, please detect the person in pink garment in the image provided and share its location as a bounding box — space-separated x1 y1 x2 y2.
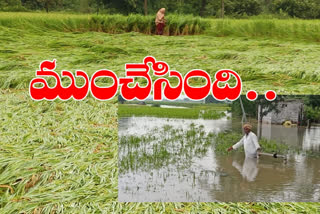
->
155 8 166 35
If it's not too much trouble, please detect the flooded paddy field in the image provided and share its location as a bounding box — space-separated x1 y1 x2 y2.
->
118 115 320 202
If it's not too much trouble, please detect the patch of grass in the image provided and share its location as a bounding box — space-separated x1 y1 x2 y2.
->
118 104 198 118
201 109 226 119
213 131 289 155
213 132 243 154
130 101 229 109
259 138 290 154
118 104 228 119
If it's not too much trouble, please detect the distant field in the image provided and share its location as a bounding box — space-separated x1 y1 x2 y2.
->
118 103 228 119
0 12 319 41
1 12 320 212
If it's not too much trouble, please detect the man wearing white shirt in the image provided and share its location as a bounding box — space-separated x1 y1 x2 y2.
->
227 123 261 158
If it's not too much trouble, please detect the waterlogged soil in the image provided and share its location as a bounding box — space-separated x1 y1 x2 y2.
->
118 116 320 202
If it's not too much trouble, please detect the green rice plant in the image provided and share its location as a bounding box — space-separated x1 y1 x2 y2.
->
119 124 212 173
1 12 320 41
208 18 320 42
0 13 209 35
212 131 290 155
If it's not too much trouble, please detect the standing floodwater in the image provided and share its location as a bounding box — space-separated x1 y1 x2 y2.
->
118 116 320 202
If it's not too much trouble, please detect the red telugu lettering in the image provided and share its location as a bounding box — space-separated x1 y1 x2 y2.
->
90 70 118 100
29 60 90 101
212 69 242 101
29 58 250 102
183 69 211 100
119 57 153 100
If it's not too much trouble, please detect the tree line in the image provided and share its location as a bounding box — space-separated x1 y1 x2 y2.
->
231 95 320 124
0 0 320 19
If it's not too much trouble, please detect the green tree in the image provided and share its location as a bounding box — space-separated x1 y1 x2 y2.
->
0 0 21 8
272 0 320 19
231 95 284 121
304 95 320 123
21 0 62 12
4 0 320 18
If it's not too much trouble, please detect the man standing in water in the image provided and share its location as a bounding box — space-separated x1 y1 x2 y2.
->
155 8 166 35
227 124 261 158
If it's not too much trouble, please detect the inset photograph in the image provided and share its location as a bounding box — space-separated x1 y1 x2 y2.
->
118 95 320 202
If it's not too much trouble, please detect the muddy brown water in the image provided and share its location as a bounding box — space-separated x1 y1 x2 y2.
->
118 115 320 202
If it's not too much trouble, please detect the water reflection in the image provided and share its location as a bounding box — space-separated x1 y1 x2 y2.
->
257 122 320 151
208 153 298 201
232 157 259 182
302 126 320 151
119 115 320 202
